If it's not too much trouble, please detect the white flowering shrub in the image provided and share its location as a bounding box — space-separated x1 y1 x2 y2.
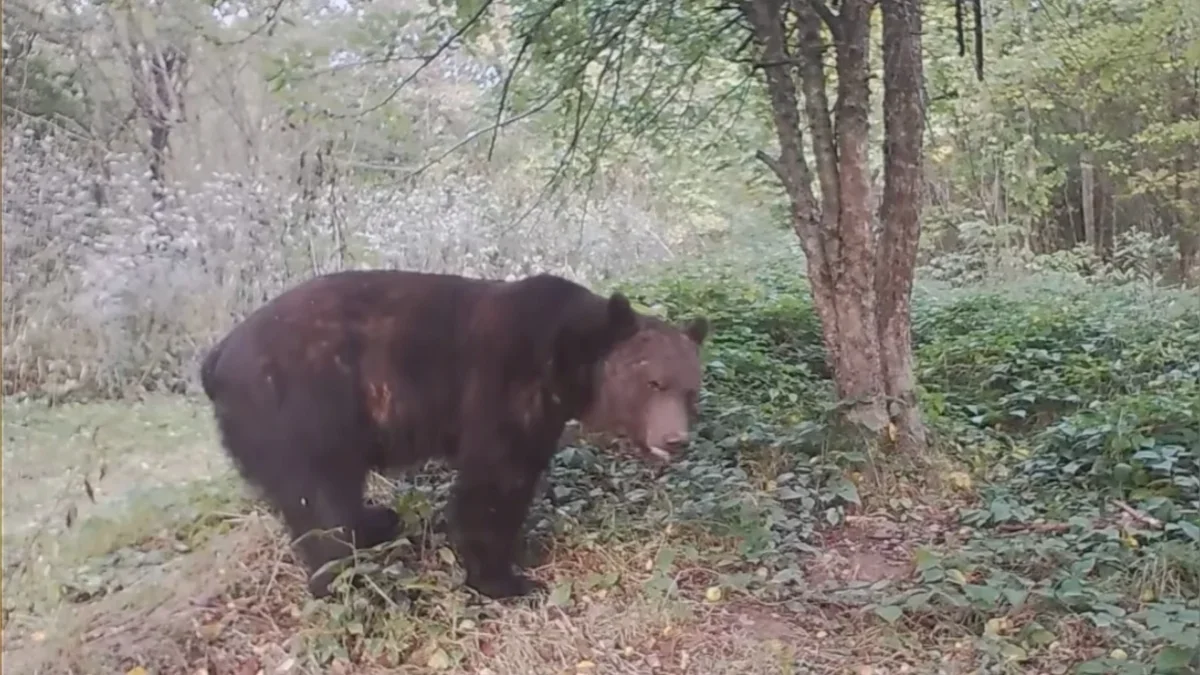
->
2 122 717 401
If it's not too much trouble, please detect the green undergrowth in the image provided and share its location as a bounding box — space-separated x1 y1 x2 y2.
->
617 260 1197 671
299 255 1199 671
10 248 1198 673
285 255 1200 671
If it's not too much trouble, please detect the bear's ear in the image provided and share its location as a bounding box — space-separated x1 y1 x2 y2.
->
683 316 709 346
553 291 639 375
606 292 639 342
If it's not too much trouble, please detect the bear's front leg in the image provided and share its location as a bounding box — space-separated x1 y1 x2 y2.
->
448 459 548 600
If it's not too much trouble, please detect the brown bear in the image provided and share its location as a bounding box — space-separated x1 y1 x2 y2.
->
199 269 708 599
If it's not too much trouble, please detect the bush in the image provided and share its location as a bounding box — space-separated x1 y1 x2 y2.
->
1 124 722 401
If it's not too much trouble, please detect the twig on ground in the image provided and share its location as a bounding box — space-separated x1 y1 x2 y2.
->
1112 499 1164 529
995 522 1072 535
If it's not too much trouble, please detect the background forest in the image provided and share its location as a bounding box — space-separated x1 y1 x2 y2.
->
2 0 1198 673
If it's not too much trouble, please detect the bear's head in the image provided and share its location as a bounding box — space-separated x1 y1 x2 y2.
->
579 313 709 462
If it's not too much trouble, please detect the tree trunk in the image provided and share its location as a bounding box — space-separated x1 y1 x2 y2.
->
1081 149 1097 257
743 0 928 452
877 0 928 454
1174 67 1199 286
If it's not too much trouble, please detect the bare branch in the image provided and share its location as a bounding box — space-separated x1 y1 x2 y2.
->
184 0 289 48
740 0 818 216
327 0 498 119
404 92 564 180
808 0 842 42
755 149 787 184
487 0 573 161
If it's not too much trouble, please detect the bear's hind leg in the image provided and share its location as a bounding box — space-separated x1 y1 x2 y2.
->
448 460 547 600
212 378 400 598
357 503 402 548
266 458 395 598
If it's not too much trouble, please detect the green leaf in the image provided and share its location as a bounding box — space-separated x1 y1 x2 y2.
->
999 643 1028 662
548 581 573 607
1028 629 1056 647
1155 646 1196 673
829 477 861 506
874 605 903 624
963 583 1002 607
913 548 940 571
1174 520 1200 541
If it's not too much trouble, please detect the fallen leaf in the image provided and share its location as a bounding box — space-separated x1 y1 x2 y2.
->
197 622 223 641
1000 643 1027 662
426 648 452 670
126 668 149 675
945 471 973 491
548 581 573 607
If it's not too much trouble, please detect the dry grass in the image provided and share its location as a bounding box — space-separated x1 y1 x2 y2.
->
2 398 1125 675
3 512 310 674
3 508 944 675
0 397 928 675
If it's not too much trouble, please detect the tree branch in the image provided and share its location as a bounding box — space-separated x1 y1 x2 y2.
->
808 0 841 42
755 149 787 185
327 0 498 119
790 0 841 264
741 0 827 282
487 0 573 161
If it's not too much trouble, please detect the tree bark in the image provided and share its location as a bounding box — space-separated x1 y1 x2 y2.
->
828 0 887 431
1081 149 1097 257
877 0 928 454
1174 65 1199 285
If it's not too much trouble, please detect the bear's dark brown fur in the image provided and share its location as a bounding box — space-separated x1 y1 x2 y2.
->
200 270 708 599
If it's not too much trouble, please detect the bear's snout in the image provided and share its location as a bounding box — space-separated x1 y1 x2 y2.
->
647 430 691 461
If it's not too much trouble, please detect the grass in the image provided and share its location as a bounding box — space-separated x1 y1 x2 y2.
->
3 254 1199 675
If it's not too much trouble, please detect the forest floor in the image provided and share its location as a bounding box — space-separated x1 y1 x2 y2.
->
0 396 1144 675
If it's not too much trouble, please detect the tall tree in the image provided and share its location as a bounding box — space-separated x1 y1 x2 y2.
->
450 0 936 455
741 0 927 453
